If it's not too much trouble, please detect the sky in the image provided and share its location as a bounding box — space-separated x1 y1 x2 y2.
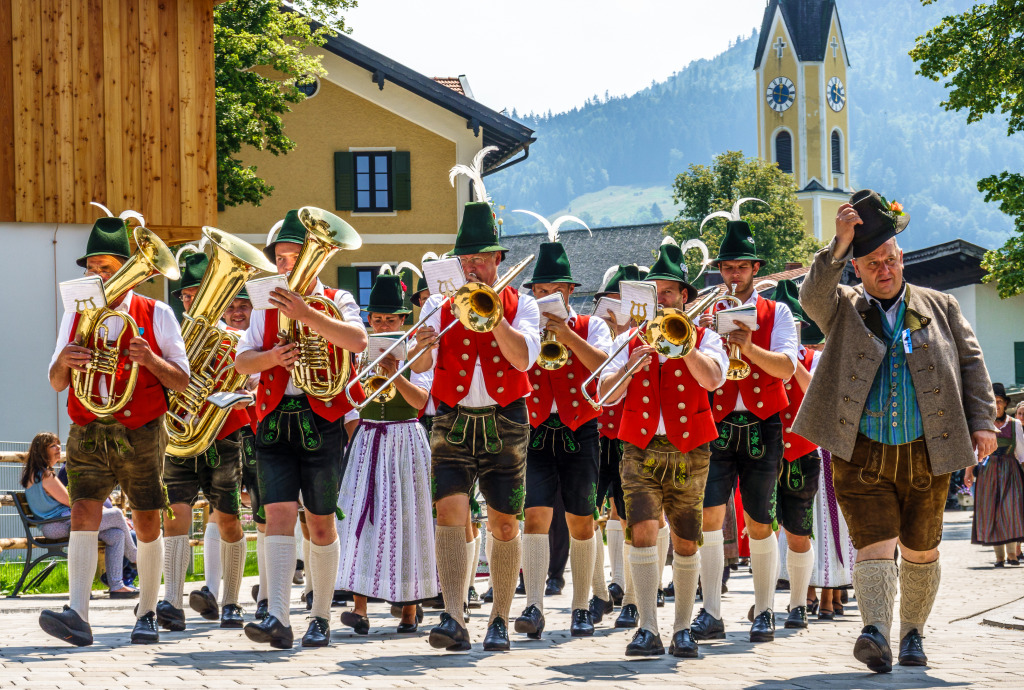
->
341 0 768 116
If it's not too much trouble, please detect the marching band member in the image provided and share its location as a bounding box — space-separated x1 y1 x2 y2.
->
235 209 367 649
514 215 612 639
598 238 728 658
41 212 189 646
795 190 996 672
693 208 799 644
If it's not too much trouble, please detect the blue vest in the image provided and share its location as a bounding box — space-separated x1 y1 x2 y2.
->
859 301 924 445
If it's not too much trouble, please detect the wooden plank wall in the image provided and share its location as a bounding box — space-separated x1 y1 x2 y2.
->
0 0 216 234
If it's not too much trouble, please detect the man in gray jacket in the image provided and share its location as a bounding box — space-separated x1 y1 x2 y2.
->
796 189 997 673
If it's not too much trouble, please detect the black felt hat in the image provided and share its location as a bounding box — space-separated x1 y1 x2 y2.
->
993 383 1011 405
77 217 132 268
850 189 910 259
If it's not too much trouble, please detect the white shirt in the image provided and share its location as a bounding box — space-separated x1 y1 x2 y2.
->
420 290 541 408
865 284 907 332
545 307 613 414
601 327 728 435
236 280 365 397
50 291 190 402
798 345 821 377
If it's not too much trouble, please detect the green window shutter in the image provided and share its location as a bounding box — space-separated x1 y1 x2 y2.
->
1015 342 1024 385
334 152 355 211
393 151 411 211
337 266 359 296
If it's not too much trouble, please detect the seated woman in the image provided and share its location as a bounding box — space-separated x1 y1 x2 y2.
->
21 432 139 598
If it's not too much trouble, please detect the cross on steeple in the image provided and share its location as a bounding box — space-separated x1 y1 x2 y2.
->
774 37 786 59
830 36 839 58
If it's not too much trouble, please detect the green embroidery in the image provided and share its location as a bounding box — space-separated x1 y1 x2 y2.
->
586 482 597 512
335 507 346 521
563 428 578 453
639 455 658 478
711 425 731 451
675 462 689 486
281 398 303 411
509 484 526 513
431 476 438 500
768 484 778 523
801 508 814 533
530 431 544 450
263 415 278 443
206 443 220 469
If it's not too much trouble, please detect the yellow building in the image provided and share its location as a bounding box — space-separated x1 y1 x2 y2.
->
218 33 534 312
754 0 851 243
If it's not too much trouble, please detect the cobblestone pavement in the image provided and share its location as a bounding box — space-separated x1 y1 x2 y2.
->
1 510 1022 689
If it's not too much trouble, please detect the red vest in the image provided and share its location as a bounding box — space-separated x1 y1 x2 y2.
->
618 329 719 454
431 286 532 408
525 315 601 430
598 400 625 439
711 296 790 422
254 288 360 423
781 348 817 461
67 295 168 429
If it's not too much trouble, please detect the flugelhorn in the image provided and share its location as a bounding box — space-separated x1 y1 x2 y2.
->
71 227 181 416
718 283 751 381
537 293 570 370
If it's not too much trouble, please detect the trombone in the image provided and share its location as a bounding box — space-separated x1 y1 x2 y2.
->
344 254 535 411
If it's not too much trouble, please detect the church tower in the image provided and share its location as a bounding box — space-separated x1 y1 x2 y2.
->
754 0 851 243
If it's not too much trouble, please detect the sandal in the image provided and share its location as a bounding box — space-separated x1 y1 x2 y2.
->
817 607 835 621
806 597 819 615
109 586 139 599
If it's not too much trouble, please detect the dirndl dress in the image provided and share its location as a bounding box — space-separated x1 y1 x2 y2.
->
971 417 1024 546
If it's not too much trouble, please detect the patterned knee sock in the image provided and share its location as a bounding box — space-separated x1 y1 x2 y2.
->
220 537 246 607
787 546 815 612
570 535 596 612
621 542 636 607
464 538 477 606
591 528 610 600
852 559 898 645
522 533 549 612
490 534 522 624
435 525 467 624
899 559 941 641
255 530 268 602
656 524 670 588
302 537 312 597
68 531 99 622
162 534 190 610
309 538 340 621
630 545 660 636
749 533 778 616
203 522 221 599
266 535 296 627
137 537 164 619
699 530 725 619
672 552 701 633
485 529 494 592
607 521 625 586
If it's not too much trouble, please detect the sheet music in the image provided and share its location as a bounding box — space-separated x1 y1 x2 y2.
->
714 304 758 335
592 297 622 324
59 276 106 315
618 281 657 324
423 257 466 297
207 391 254 409
536 293 569 330
245 275 290 310
366 332 407 361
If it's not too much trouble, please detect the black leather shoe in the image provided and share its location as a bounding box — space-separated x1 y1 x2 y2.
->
131 612 160 644
589 595 613 624
785 605 808 629
514 604 545 639
156 600 186 632
515 573 526 595
853 625 893 673
750 609 775 642
690 608 725 640
428 612 471 651
220 603 244 628
39 606 93 647
304 591 313 611
614 603 639 628
244 615 294 650
817 609 835 621
544 578 563 596
391 603 424 623
570 609 594 637
302 616 331 647
669 629 699 658
467 585 482 609
608 582 624 606
397 619 418 633
483 617 511 651
625 628 665 656
898 629 928 667
482 587 494 603
664 582 675 600
340 610 370 635
251 583 260 603
254 599 269 621
189 586 219 621
656 588 665 608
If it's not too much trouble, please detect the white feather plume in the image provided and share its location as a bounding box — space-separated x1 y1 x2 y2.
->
420 251 439 264
638 265 650 274
395 261 422 278
700 198 770 234
265 219 284 247
378 264 394 276
174 243 201 267
449 145 498 202
119 209 146 228
660 235 678 247
551 215 591 237
699 211 734 234
600 265 619 290
680 238 712 283
512 210 592 243
755 279 779 292
89 201 114 218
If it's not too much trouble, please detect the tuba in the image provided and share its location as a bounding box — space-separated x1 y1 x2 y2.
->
165 228 276 457
278 207 363 400
71 227 181 416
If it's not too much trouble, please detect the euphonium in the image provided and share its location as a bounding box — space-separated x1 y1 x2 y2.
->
71 227 180 416
165 228 276 457
278 207 363 400
719 283 751 381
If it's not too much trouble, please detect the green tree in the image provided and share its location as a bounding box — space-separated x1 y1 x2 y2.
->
665 151 821 281
910 0 1024 297
215 0 356 208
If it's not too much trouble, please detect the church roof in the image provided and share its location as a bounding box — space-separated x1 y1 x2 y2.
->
753 0 847 69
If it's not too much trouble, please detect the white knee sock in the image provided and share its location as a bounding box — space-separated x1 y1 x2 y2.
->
255 530 268 602
749 533 779 616
787 546 815 612
569 535 596 611
698 530 725 619
591 528 609 600
220 537 246 607
607 521 625 586
523 533 549 612
302 537 312 597
266 535 296 626
162 534 190 609
137 536 164 619
622 542 636 607
68 531 99 622
656 524 670 589
309 538 340 621
630 545 661 636
203 522 221 599
672 552 701 633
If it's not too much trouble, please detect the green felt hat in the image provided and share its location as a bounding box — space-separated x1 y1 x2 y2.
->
523 242 579 287
77 217 131 268
263 209 306 263
452 202 507 255
645 239 698 302
772 279 824 345
364 270 412 315
596 264 650 298
172 251 209 299
710 220 764 267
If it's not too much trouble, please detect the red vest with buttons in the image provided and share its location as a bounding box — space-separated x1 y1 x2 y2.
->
217 325 255 439
711 296 790 422
432 286 532 409
598 401 625 439
526 315 600 430
618 329 719 454
255 288 360 423
67 295 169 429
781 348 817 461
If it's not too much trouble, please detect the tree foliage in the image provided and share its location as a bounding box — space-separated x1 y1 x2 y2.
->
214 0 356 208
910 0 1024 297
664 151 821 281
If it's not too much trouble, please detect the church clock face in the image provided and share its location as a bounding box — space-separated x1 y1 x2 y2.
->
827 76 846 112
766 77 796 112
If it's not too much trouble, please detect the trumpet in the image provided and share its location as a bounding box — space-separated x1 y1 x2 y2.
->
719 283 751 381
537 330 569 370
344 254 535 411
353 350 398 405
581 285 727 409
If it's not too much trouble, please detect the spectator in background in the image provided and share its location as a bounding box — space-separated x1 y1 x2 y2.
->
21 432 139 597
1015 401 1024 425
